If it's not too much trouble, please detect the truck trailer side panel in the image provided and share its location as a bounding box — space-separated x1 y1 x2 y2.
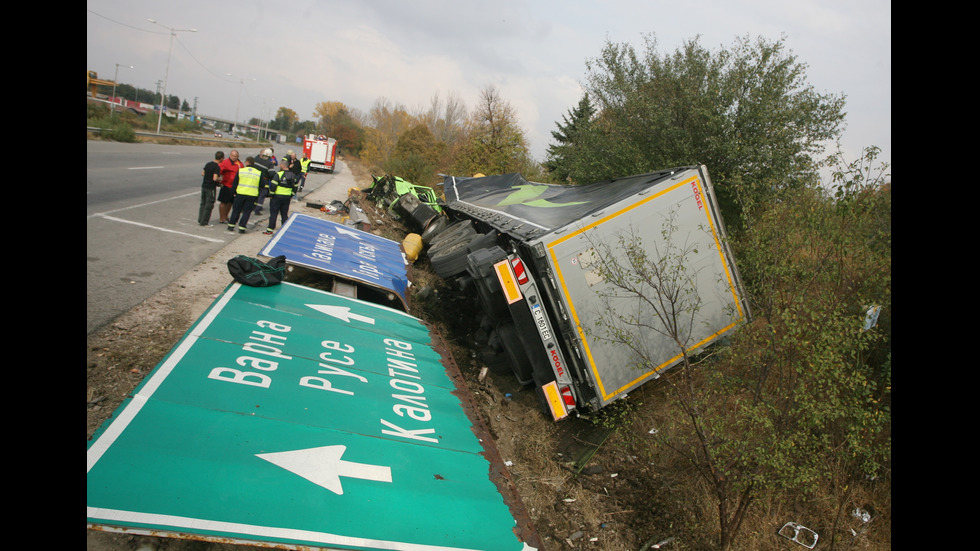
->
536 169 748 407
443 166 750 414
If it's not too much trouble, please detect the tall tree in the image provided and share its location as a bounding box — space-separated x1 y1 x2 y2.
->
360 97 414 169
419 91 467 147
312 101 365 156
272 107 299 132
569 34 845 229
544 93 596 183
388 123 446 185
452 84 531 176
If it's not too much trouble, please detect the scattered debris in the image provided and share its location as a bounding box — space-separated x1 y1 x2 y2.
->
319 199 348 215
639 536 675 550
852 507 872 524
863 304 882 330
777 522 818 549
850 506 875 538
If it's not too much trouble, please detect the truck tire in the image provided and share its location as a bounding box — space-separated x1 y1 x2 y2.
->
430 236 477 278
427 227 476 258
429 219 473 248
430 231 498 279
420 216 449 244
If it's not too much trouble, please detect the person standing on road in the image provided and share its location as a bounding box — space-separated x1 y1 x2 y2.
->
284 150 301 174
217 149 243 224
198 150 224 226
284 150 302 201
251 148 277 215
264 158 299 235
298 154 311 197
227 156 264 234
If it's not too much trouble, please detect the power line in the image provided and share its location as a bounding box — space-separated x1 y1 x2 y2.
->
174 35 237 84
87 9 166 34
89 8 261 120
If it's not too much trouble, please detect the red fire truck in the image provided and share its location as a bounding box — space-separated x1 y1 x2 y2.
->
302 134 338 172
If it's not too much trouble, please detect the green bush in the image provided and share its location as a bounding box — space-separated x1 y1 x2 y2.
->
106 123 137 142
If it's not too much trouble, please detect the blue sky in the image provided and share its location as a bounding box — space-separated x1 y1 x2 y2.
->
87 0 890 182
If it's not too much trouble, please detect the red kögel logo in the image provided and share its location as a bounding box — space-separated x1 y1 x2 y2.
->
691 181 704 210
550 349 564 376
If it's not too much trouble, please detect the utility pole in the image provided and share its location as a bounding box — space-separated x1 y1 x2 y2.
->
110 63 132 118
147 19 197 134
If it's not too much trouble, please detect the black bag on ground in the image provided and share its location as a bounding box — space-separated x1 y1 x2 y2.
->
227 255 286 287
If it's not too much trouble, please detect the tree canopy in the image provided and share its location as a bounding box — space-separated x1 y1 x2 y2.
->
451 84 534 177
550 34 846 229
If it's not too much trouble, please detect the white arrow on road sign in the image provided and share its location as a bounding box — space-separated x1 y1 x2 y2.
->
305 304 376 324
256 445 392 495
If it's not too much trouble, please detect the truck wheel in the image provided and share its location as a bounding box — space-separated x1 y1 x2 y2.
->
427 227 476 259
420 216 449 244
430 236 477 278
430 231 499 279
429 219 473 248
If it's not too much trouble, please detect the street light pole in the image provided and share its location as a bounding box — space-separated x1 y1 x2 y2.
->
148 19 197 135
227 74 256 137
110 63 133 118
261 98 274 143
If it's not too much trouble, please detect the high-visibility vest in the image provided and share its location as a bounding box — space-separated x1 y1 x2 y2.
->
272 170 296 196
236 166 262 197
300 158 311 174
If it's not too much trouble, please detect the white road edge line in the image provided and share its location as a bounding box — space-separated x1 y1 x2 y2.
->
97 214 225 243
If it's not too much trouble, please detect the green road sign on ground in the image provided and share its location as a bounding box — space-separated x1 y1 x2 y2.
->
88 281 539 551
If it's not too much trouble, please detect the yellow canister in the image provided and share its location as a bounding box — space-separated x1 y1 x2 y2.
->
402 233 423 262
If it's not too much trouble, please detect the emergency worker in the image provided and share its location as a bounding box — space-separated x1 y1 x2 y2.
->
227 157 264 233
297 154 311 198
251 148 277 215
264 158 299 235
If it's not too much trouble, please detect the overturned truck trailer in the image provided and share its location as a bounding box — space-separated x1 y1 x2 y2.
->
430 165 751 420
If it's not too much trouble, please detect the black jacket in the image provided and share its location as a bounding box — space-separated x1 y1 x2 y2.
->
252 156 277 184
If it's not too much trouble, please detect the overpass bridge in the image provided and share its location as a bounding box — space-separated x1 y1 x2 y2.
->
91 95 287 143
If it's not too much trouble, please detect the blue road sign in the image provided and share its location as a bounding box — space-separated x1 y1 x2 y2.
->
259 214 410 310
88 281 538 551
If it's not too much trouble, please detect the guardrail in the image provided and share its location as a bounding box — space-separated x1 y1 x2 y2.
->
87 126 263 144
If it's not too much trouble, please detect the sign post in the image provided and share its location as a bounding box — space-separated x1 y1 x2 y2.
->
88 281 538 551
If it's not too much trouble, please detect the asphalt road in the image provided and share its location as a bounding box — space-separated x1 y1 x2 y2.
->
86 139 341 335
